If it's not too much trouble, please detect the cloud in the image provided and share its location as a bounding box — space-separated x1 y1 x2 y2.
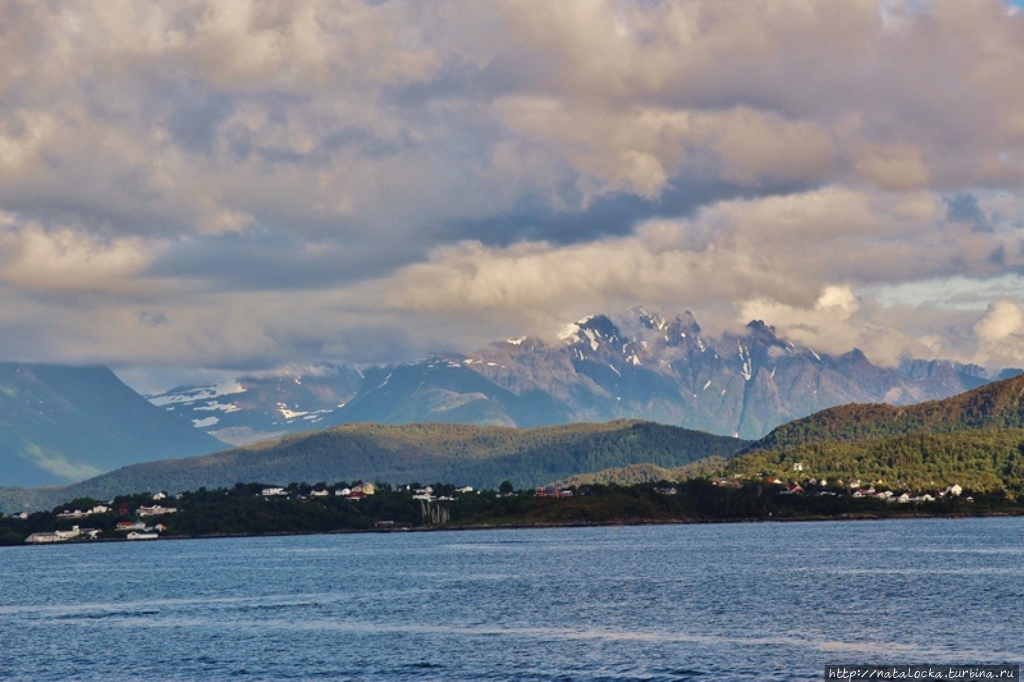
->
1 0 1024 376
0 221 154 292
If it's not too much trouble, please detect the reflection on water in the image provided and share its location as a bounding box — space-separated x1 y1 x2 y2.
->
1 517 1022 681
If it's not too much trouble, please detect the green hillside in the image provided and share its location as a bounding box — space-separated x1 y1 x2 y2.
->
551 457 729 488
721 375 1024 493
0 420 748 512
727 429 1024 493
746 373 1024 453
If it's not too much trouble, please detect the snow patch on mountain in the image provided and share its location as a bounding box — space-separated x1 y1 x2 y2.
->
193 401 241 414
192 416 220 428
149 380 245 407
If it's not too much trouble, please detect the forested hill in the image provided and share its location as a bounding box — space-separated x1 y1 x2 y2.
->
727 429 1024 493
0 420 748 512
746 373 1024 453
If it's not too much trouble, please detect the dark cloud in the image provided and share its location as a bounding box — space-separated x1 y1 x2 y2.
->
445 174 817 247
148 232 426 291
945 193 994 233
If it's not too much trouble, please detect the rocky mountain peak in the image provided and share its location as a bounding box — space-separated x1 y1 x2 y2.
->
559 315 622 352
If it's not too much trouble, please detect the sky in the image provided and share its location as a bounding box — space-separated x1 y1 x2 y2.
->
2 0 1024 393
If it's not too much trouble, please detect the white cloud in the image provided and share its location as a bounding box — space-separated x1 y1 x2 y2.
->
0 223 154 292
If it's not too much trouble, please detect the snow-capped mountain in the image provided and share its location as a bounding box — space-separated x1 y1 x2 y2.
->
149 308 1011 442
323 308 1001 439
148 364 364 445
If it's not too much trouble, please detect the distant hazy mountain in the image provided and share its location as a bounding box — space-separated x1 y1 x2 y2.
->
0 363 226 487
0 420 747 512
323 307 1003 440
147 364 365 445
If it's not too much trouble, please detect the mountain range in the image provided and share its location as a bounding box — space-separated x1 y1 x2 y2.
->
148 365 364 445
152 307 1009 443
2 306 1017 492
6 364 1024 513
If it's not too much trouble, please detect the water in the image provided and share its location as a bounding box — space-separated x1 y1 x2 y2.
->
0 518 1021 681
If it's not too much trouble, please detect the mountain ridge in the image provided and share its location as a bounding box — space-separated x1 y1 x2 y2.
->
320 309 1005 440
148 308 1011 443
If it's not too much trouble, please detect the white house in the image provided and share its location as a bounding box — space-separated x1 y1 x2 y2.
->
137 505 178 517
127 531 159 540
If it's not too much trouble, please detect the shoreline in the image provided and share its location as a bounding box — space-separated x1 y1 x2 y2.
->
7 507 1022 549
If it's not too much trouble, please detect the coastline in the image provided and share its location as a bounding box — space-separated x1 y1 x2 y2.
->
7 507 1022 549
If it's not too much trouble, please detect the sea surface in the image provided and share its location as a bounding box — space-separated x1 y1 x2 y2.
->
0 517 1021 681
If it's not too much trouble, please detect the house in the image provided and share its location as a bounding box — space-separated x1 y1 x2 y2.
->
351 483 375 495
57 505 112 519
55 527 82 540
792 462 804 472
262 487 287 497
335 488 351 496
456 486 474 494
137 505 178 517
152 492 168 501
25 532 64 544
116 521 148 532
310 489 330 497
781 483 804 495
127 531 159 540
